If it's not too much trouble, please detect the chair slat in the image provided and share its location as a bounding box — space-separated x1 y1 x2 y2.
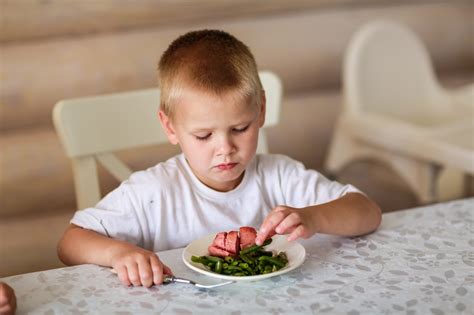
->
71 157 101 209
96 153 133 182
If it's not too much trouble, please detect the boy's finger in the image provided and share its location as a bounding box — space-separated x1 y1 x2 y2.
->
275 212 301 234
257 211 287 244
287 224 305 242
275 223 298 236
127 263 141 287
149 255 164 285
163 264 174 276
137 258 154 288
115 265 131 286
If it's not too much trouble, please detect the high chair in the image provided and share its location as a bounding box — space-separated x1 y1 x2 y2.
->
325 20 474 203
53 71 282 209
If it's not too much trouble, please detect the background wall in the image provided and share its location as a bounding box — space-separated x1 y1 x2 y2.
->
0 0 472 276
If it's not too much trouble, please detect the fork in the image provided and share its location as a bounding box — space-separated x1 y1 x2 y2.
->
110 269 234 289
163 274 235 289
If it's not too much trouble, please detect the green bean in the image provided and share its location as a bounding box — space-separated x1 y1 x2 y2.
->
239 239 272 255
226 266 244 274
258 255 286 268
215 260 223 273
238 262 249 269
263 265 273 274
205 255 223 263
239 253 254 265
191 256 210 264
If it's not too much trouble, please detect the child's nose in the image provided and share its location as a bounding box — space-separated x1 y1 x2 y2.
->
217 135 235 155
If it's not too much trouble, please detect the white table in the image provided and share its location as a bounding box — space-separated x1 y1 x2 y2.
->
2 198 473 314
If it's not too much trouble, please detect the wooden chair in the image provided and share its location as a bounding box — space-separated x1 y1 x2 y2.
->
53 71 283 209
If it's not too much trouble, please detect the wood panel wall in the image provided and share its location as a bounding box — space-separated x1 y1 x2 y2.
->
0 1 472 217
0 0 389 41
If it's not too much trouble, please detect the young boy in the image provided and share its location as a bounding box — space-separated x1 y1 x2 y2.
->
57 29 381 288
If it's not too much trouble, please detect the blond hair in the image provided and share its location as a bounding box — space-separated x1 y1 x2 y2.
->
158 29 262 118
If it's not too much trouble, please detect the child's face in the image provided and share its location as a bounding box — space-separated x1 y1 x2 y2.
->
159 87 265 192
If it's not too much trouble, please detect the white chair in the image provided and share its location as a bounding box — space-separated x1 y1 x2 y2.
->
53 71 283 209
325 20 474 203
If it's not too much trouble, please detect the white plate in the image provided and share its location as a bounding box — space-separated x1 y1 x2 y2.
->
182 233 306 282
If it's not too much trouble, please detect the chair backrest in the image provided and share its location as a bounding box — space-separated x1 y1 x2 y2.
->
53 71 282 209
343 20 452 126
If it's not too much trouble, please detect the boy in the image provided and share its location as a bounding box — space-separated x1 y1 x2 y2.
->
57 29 381 288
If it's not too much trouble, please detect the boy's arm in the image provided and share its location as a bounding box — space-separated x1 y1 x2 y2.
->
58 224 171 286
58 224 127 266
305 192 381 236
256 192 381 244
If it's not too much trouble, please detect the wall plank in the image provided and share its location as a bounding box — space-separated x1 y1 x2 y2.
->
1 0 391 42
1 2 471 131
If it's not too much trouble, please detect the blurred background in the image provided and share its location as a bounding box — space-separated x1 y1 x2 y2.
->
0 0 472 276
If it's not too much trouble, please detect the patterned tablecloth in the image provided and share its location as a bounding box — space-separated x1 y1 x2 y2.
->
2 198 473 314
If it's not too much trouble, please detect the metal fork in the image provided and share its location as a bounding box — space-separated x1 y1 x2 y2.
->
163 275 235 289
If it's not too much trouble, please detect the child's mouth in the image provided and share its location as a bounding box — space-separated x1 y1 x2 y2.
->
216 163 237 170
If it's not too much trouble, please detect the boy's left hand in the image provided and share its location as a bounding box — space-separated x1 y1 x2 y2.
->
255 206 316 245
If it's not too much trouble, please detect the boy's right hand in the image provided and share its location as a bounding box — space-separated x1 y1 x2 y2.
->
109 243 173 287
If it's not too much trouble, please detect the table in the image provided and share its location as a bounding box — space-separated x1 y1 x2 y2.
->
2 198 473 314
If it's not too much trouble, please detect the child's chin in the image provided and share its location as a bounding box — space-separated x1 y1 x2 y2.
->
215 171 244 185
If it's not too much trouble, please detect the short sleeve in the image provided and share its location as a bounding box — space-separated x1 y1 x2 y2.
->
278 156 362 207
70 181 145 247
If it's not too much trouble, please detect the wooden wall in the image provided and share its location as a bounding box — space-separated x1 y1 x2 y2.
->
1 1 472 217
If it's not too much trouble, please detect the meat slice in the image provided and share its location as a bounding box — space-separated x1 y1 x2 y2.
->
208 245 232 257
212 232 227 250
225 231 240 255
207 226 266 257
239 226 257 250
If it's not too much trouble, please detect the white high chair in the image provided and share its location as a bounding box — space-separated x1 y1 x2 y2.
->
325 20 474 203
53 71 282 209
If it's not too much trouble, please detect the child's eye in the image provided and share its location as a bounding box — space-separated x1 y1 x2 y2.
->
233 125 250 133
195 133 211 141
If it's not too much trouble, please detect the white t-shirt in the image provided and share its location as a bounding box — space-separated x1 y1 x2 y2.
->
71 153 360 251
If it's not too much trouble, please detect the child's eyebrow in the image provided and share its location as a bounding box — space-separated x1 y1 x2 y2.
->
189 120 252 133
190 127 213 133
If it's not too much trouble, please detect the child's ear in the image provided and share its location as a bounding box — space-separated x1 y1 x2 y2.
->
158 110 179 145
258 91 266 128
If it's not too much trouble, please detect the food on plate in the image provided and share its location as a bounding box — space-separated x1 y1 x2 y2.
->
191 226 288 276
208 226 256 257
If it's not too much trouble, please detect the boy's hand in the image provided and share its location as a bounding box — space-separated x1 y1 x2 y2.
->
256 206 316 245
0 282 16 315
109 243 173 287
